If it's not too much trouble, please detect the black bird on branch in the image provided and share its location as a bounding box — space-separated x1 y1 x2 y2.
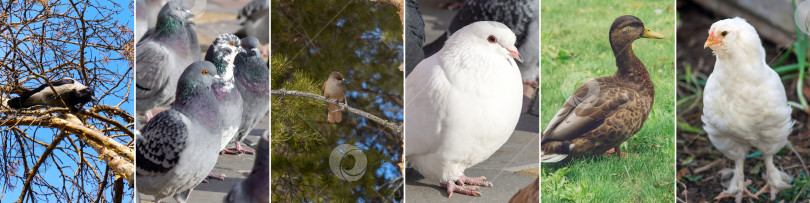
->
7 77 96 111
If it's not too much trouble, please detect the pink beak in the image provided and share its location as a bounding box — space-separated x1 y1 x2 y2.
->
508 48 523 63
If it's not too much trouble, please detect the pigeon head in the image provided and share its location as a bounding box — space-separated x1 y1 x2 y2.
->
205 33 245 83
241 36 262 56
175 61 225 103
449 21 524 63
608 15 664 54
704 17 764 59
156 0 195 31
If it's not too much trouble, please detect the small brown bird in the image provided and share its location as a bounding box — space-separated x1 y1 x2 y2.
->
322 71 345 123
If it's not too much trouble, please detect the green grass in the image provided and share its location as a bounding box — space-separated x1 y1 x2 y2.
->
540 0 676 202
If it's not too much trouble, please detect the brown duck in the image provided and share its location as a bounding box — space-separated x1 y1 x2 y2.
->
541 15 664 162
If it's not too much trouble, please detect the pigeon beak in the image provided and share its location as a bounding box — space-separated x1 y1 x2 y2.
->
704 28 721 49
508 48 523 63
641 27 665 39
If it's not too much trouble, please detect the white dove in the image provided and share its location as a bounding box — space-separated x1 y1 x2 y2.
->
703 17 794 202
406 21 523 197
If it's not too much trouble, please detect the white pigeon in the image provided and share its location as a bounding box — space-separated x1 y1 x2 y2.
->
702 17 794 202
406 21 523 197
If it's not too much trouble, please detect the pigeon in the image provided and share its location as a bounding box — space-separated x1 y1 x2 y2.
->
405 0 426 75
224 130 269 203
203 34 245 157
7 77 95 111
225 36 269 155
702 17 793 202
235 0 269 45
136 0 201 120
405 21 523 197
135 0 168 42
323 71 345 123
136 61 227 203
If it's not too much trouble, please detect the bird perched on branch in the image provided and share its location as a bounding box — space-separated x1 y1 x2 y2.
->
7 77 95 111
136 61 227 203
323 71 345 123
702 17 793 202
406 21 523 197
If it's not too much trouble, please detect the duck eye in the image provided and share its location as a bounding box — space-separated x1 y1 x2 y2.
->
487 35 496 44
202 70 209 75
721 31 728 36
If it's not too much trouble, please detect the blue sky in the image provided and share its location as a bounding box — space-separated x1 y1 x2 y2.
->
0 0 134 202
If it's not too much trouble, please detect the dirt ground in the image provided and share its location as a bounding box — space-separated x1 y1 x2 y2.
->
676 0 810 202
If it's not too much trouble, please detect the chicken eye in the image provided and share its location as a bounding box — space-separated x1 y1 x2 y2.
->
202 70 209 75
487 35 497 44
721 31 728 37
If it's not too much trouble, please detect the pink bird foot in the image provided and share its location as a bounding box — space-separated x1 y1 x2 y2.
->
224 142 254 155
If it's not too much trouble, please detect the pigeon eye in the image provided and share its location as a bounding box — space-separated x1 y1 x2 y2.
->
202 70 209 75
229 42 234 46
487 35 497 44
721 31 728 37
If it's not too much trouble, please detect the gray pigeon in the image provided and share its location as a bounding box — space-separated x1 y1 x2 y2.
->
405 0 425 75
226 36 269 155
7 77 95 111
234 0 269 44
204 34 245 158
135 0 168 42
224 130 269 203
136 0 201 120
136 61 226 203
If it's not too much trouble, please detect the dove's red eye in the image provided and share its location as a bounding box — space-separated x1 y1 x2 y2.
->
202 70 209 75
229 42 234 46
487 35 497 44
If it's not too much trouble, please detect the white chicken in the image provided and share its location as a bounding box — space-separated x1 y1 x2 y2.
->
702 17 794 202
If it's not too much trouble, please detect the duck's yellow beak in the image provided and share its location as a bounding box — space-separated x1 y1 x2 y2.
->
704 28 721 49
641 27 665 39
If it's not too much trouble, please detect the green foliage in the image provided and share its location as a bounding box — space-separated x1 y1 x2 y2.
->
270 0 403 201
541 0 676 202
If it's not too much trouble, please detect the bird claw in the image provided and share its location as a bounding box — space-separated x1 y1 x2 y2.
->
441 181 481 198
224 143 254 155
753 183 784 201
207 172 226 181
460 175 493 187
714 180 755 202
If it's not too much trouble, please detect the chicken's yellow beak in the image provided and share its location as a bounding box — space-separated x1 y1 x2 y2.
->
641 27 665 39
704 28 721 49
